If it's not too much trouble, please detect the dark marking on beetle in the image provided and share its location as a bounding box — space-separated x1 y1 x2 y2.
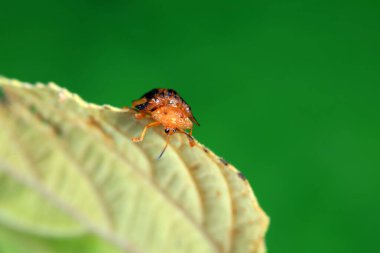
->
141 88 159 100
150 107 158 112
220 157 229 166
135 103 148 110
237 171 247 181
167 89 177 96
203 147 209 153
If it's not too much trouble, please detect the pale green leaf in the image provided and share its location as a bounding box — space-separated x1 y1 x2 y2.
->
0 77 269 253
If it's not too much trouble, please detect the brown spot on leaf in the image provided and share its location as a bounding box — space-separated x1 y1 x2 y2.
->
219 157 229 166
237 171 247 181
190 163 201 171
87 116 113 141
28 105 62 136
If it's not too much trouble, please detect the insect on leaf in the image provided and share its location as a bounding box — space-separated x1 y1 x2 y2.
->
0 77 269 253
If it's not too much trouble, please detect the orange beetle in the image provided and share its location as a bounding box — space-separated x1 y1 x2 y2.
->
131 88 200 158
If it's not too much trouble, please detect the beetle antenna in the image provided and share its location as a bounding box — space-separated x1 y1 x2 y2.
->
190 116 200 126
158 135 170 159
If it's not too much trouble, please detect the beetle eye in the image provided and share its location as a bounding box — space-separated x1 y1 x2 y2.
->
164 128 170 134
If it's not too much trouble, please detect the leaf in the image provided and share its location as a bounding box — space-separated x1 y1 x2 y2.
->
0 77 269 253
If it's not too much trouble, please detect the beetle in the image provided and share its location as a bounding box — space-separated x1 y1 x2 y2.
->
131 88 200 158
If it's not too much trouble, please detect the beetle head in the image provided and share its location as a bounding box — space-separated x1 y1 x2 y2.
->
164 128 177 135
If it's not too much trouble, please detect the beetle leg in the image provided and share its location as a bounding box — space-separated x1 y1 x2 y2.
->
188 136 195 147
132 121 161 142
188 129 195 146
178 129 195 147
134 112 146 120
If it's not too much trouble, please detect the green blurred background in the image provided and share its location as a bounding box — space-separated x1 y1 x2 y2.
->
1 0 379 252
